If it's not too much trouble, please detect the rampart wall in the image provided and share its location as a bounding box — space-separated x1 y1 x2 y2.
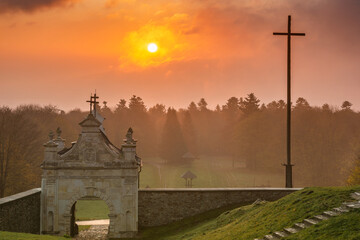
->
138 188 300 226
0 188 41 234
0 188 300 231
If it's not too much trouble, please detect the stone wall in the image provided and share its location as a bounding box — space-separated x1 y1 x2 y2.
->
0 187 300 232
0 188 41 234
138 188 300 226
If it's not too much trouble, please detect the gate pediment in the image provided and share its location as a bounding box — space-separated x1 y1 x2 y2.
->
41 94 141 238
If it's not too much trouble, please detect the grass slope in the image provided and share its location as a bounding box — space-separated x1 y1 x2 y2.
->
284 210 360 240
0 231 68 240
135 186 360 240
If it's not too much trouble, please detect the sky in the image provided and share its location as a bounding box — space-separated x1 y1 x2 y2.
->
0 0 359 111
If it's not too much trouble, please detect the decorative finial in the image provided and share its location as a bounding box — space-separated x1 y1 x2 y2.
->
49 130 54 140
125 127 134 144
56 127 62 138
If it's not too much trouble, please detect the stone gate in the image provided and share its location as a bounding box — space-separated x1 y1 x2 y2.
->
40 95 141 238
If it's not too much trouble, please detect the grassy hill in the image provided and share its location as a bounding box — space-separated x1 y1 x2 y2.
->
0 231 69 240
135 186 360 240
1 186 359 240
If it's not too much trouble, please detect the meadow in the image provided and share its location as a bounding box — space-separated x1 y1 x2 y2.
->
139 156 290 188
75 200 109 221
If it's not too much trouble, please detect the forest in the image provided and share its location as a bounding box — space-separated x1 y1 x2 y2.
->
1 94 360 197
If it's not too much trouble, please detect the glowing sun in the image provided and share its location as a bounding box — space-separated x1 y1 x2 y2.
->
147 43 158 53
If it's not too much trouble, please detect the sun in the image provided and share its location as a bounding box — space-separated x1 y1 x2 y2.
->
147 43 158 53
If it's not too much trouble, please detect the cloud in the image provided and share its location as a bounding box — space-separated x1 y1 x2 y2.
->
0 0 78 14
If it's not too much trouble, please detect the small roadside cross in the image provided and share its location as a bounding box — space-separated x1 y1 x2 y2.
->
273 15 305 188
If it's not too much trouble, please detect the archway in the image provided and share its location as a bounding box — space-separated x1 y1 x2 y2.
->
70 197 110 238
64 188 116 238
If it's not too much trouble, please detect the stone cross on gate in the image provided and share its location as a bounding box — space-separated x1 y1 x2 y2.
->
273 15 305 188
86 93 99 116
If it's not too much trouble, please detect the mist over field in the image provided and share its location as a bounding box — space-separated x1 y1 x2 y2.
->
1 94 359 197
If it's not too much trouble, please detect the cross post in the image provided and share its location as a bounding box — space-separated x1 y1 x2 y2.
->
86 93 99 116
273 15 305 188
92 93 99 116
86 94 93 113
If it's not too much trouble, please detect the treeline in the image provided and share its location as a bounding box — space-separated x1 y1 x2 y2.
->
1 94 359 197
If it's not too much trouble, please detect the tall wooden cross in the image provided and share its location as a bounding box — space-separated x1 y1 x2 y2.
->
273 15 305 188
86 93 99 116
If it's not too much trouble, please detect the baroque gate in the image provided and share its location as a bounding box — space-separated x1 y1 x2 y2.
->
40 95 141 238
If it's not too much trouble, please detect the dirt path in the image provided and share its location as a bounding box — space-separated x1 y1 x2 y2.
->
74 225 108 240
76 219 109 225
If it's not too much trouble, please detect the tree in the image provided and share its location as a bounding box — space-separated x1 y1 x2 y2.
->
129 95 146 114
278 100 286 110
322 104 331 112
115 99 128 114
266 101 279 111
341 101 352 110
148 104 166 156
160 108 187 163
148 104 166 118
100 100 113 119
182 111 198 156
295 97 310 110
188 102 198 113
222 97 239 112
197 98 208 112
347 154 360 185
222 97 240 120
239 93 260 116
0 107 40 197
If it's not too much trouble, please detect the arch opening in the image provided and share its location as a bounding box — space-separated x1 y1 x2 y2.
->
69 196 113 238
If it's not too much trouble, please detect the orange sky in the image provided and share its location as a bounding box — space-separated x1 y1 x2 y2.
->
0 0 359 111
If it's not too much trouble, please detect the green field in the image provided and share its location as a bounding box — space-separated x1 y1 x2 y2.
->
75 200 109 220
140 156 292 188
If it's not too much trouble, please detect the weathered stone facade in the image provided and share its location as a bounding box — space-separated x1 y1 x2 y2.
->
40 103 141 238
0 188 41 234
138 188 300 226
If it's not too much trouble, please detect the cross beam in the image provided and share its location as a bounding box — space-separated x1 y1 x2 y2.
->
92 93 99 116
273 15 305 188
86 93 99 116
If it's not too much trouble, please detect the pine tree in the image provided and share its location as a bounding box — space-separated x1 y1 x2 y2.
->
197 98 208 111
160 108 187 163
182 111 198 157
239 93 260 116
